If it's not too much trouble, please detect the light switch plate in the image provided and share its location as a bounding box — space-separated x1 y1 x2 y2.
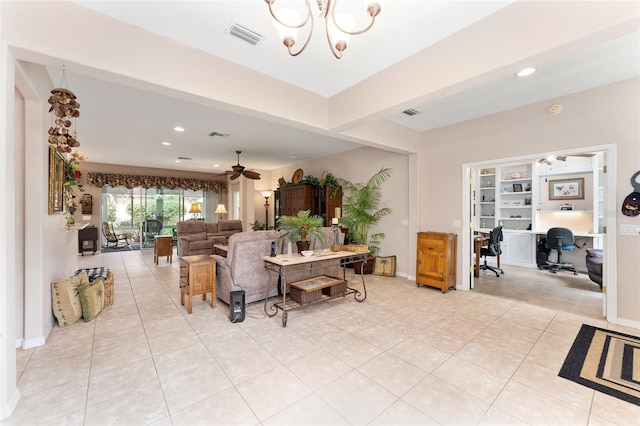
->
620 224 640 236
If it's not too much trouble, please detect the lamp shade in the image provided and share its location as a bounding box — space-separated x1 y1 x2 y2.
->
188 202 202 214
215 203 227 214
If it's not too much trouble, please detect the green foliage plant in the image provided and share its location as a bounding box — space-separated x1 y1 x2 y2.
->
277 210 327 245
250 220 264 231
338 168 393 256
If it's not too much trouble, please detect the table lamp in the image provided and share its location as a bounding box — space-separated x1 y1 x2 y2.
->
215 203 227 220
188 202 202 220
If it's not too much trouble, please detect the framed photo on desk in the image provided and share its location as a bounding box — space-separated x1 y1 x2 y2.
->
549 178 584 200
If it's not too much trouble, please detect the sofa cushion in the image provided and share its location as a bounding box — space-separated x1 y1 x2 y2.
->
189 231 207 241
219 220 242 232
78 278 105 322
189 239 213 251
205 222 219 234
51 271 89 327
177 221 206 235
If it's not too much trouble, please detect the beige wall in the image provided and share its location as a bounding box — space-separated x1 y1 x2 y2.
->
269 147 411 275
420 78 640 324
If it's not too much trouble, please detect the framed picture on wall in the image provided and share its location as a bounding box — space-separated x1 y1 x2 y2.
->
513 183 523 192
549 178 584 200
48 146 64 214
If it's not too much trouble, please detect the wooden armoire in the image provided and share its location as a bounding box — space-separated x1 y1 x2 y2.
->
274 184 342 226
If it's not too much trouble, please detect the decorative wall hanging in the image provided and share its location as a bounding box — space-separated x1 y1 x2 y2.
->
621 170 640 217
549 178 584 200
47 66 80 153
81 194 93 215
48 146 64 214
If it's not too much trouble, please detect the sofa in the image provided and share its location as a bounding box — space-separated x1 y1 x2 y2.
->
586 248 603 287
177 220 243 256
212 227 344 305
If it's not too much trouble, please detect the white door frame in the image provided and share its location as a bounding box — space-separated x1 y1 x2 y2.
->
460 144 617 322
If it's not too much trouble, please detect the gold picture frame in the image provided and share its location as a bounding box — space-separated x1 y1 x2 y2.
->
549 177 584 200
48 146 64 214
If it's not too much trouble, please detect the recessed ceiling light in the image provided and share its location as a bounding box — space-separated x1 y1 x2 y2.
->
162 141 171 146
213 164 220 168
175 159 181 163
515 67 536 77
174 126 185 132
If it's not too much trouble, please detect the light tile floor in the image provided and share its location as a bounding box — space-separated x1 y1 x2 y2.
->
5 249 639 425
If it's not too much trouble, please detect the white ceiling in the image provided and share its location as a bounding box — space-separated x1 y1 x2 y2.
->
36 1 639 174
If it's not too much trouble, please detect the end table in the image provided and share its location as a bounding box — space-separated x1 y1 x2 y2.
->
154 235 173 264
180 255 216 314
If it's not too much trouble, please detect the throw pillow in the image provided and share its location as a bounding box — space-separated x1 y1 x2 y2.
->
51 271 89 327
373 255 397 277
78 277 105 322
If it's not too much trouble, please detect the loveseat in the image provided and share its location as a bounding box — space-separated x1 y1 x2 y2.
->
212 227 344 305
176 220 243 256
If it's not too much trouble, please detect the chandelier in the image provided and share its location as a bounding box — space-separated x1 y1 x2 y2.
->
265 0 382 59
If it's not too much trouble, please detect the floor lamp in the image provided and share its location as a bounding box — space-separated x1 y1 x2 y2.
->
215 203 227 220
261 191 272 230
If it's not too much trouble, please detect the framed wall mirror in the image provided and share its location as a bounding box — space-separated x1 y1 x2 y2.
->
48 146 64 214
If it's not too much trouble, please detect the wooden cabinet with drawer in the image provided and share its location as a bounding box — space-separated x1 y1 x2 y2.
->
416 232 457 293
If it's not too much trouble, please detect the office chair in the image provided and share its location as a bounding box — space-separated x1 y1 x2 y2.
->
545 227 578 275
480 226 504 277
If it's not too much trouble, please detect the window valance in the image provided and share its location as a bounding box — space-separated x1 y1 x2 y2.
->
87 172 227 193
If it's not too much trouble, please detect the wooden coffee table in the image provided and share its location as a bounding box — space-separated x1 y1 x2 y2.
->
213 244 229 257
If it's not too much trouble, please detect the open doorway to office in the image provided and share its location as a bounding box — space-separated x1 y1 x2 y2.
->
460 144 617 322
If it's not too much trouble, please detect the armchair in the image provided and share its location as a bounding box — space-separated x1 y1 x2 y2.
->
102 222 129 249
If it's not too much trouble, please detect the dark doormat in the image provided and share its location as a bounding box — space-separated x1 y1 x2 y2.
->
101 243 141 253
559 324 640 406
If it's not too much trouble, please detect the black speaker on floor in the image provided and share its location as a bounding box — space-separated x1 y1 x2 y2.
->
229 290 245 323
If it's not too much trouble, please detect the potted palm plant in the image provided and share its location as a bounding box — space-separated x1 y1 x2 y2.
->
277 210 327 253
338 168 393 273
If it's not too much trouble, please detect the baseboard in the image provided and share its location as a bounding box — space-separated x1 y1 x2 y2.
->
614 317 640 331
14 338 23 349
21 336 45 349
0 388 21 421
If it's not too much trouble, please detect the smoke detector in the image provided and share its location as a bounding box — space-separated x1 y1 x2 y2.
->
548 104 563 115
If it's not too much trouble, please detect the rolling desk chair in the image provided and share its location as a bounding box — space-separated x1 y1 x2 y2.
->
545 227 578 275
480 226 504 277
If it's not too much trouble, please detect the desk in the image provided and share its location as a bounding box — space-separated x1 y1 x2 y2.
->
263 251 369 326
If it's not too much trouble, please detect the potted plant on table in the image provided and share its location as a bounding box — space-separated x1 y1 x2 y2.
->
338 168 393 274
277 210 326 253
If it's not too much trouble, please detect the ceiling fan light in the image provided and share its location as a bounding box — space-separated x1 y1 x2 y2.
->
367 2 382 17
329 13 354 46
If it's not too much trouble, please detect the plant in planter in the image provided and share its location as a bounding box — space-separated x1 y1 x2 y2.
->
277 210 327 253
250 220 264 231
338 168 393 273
320 172 341 199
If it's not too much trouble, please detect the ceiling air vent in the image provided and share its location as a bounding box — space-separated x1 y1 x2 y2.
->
177 156 192 161
402 108 420 116
209 131 230 138
226 21 264 46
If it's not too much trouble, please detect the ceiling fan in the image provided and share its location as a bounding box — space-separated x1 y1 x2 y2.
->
226 150 261 180
537 153 596 165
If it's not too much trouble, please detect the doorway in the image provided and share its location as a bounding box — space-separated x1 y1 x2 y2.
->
461 144 617 321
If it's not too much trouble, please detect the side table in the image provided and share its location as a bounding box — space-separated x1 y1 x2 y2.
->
154 235 173 264
179 255 216 314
